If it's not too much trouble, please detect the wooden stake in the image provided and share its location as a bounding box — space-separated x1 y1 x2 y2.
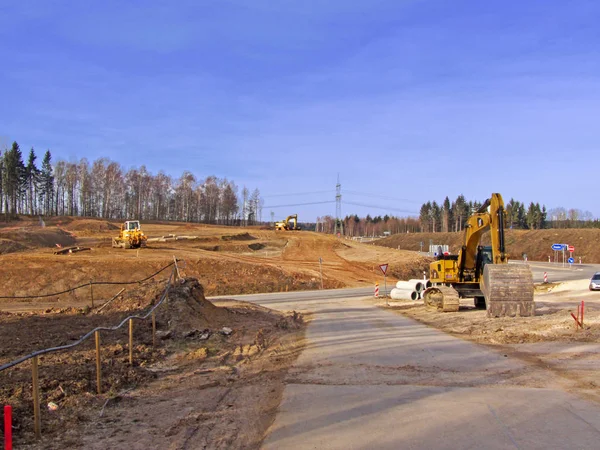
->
129 319 134 365
173 256 181 281
32 356 41 440
90 280 94 308
152 310 157 348
95 331 102 395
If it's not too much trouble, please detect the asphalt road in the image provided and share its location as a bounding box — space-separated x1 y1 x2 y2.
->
526 261 600 283
211 266 600 449
211 261 600 305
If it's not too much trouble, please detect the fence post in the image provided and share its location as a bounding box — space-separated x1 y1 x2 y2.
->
4 405 12 450
95 331 102 395
173 256 181 281
32 356 41 440
129 319 134 366
90 280 94 309
152 311 157 347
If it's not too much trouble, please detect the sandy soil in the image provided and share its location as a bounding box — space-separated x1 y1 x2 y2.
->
0 218 429 308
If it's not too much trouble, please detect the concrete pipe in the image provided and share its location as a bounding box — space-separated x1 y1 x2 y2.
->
390 287 418 301
424 279 432 289
396 280 423 292
408 279 424 292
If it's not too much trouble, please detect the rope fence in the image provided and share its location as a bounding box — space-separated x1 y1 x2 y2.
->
0 261 177 300
0 258 183 441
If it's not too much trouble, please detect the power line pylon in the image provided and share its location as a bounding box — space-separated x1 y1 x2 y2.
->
334 174 344 236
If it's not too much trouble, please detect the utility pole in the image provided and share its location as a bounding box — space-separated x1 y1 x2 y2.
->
270 211 275 225
334 174 344 237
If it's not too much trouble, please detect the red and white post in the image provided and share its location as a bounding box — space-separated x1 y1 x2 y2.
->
4 405 12 450
374 283 379 298
543 272 548 283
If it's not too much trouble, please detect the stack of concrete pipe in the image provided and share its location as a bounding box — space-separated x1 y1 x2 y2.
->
389 279 431 301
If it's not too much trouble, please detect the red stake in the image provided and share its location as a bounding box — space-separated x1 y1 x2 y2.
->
4 405 12 450
581 300 585 328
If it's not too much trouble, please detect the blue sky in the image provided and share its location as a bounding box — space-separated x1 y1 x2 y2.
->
2 0 599 220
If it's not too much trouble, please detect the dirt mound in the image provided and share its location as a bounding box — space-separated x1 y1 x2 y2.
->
156 278 230 334
0 238 29 254
0 226 76 249
64 219 120 233
221 232 256 241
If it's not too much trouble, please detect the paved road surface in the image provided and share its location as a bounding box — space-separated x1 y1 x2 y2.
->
213 270 600 449
527 261 599 283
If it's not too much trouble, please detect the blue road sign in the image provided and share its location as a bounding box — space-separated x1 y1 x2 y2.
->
568 257 575 264
551 244 563 251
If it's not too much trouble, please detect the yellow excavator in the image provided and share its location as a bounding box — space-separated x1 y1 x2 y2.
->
112 220 148 249
275 214 301 231
422 193 535 317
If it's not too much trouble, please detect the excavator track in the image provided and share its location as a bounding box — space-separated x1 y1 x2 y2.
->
481 264 535 317
422 286 460 312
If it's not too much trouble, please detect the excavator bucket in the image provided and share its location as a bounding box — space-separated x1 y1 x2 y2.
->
481 264 535 317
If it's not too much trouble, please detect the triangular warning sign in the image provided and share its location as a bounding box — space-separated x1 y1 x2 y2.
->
379 264 388 275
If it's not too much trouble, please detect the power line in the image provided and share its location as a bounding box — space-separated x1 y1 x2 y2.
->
262 190 335 198
263 200 336 208
343 200 418 215
344 190 422 204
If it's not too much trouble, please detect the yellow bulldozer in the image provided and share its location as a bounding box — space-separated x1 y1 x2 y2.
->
422 193 535 317
275 214 301 231
112 220 148 249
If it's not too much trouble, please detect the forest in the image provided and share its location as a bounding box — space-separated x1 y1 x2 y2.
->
0 142 263 224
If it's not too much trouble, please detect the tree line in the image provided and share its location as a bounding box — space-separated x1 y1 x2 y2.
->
419 195 599 232
316 214 420 236
0 141 264 224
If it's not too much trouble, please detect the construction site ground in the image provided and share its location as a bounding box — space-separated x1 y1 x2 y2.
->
0 217 428 448
1 217 600 447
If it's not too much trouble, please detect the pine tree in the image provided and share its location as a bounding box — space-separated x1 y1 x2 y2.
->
25 148 40 215
2 142 25 216
38 150 54 216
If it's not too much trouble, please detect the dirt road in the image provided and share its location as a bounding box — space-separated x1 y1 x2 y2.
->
220 291 600 449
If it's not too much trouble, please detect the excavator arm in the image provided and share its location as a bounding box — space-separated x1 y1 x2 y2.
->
457 193 508 280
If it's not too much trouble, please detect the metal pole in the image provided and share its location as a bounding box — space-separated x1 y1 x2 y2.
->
152 310 157 347
384 274 387 299
32 356 41 440
129 319 134 366
95 331 102 395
